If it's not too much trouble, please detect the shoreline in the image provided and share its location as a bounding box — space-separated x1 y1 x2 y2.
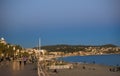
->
40 54 120 76
56 54 120 66
60 53 120 57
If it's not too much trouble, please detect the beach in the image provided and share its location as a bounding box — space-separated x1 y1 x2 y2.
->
48 63 120 76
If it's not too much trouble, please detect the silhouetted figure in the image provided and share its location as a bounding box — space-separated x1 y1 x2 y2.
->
83 66 85 69
53 69 58 73
19 57 22 65
116 66 120 72
109 68 112 71
93 68 95 70
19 61 22 65
0 58 1 65
111 68 115 72
23 56 27 65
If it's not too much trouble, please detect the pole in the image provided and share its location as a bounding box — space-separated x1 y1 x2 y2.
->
38 38 41 51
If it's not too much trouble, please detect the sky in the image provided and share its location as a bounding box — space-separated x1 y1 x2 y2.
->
0 0 120 48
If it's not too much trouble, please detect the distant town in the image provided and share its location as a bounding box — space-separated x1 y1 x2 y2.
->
0 37 120 59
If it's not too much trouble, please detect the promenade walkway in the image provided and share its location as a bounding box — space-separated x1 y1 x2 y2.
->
0 61 38 76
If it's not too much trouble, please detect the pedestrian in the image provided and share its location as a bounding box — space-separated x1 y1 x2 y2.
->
19 57 22 65
0 57 1 65
23 56 27 65
53 69 58 73
83 66 85 69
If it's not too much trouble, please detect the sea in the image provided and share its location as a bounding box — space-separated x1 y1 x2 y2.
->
58 54 120 66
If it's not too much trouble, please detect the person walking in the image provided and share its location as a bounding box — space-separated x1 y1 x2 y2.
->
23 56 27 65
19 57 22 65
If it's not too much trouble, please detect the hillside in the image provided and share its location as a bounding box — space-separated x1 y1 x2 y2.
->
34 44 119 53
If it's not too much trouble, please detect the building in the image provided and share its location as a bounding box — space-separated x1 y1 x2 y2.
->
0 37 7 45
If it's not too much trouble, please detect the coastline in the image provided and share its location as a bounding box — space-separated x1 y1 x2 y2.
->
45 54 120 76
61 53 120 57
57 54 120 66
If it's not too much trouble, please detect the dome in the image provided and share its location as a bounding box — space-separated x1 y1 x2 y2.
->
1 37 5 41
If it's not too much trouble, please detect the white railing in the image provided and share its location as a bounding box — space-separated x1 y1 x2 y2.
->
48 64 73 69
37 61 49 76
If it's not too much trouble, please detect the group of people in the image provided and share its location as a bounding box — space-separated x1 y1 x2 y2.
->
109 66 120 72
0 56 12 63
18 56 27 65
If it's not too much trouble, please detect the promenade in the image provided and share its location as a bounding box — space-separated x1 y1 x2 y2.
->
0 61 38 76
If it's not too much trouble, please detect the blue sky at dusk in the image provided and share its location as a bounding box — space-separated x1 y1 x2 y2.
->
0 0 120 48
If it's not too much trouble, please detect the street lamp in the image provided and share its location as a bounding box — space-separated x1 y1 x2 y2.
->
13 46 16 60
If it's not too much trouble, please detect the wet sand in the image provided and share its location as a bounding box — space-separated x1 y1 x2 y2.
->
48 63 120 76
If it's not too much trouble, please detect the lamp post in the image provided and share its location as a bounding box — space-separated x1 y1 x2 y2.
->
13 46 15 60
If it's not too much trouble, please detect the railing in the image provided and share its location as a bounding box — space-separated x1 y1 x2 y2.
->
37 61 49 76
48 64 73 69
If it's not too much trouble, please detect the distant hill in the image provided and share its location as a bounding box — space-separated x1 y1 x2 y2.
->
100 44 117 47
33 44 118 53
